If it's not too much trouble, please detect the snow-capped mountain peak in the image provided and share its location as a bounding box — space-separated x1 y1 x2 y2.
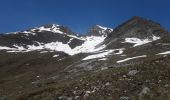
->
96 25 108 30
96 25 113 31
1 16 170 100
87 25 113 36
0 16 169 58
0 24 109 55
6 24 76 37
36 24 63 34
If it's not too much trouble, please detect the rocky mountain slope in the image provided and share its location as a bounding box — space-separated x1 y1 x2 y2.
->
0 16 170 100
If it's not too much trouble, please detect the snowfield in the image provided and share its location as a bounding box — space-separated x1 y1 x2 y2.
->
0 36 106 55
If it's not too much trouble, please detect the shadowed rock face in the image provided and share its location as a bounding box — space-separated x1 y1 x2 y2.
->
102 16 169 49
0 16 170 100
86 25 113 36
106 16 168 39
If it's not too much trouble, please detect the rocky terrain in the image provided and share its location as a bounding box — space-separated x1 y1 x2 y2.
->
0 16 170 100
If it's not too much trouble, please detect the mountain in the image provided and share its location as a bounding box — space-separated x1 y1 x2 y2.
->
86 25 113 36
0 24 110 55
0 24 84 51
104 16 169 48
0 16 170 100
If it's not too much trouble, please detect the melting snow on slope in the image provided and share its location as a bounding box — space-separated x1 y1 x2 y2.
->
122 35 160 47
82 48 124 60
43 36 106 55
53 55 59 57
73 36 105 53
157 51 170 55
0 36 106 55
40 51 48 53
117 55 147 63
82 50 114 60
0 46 16 50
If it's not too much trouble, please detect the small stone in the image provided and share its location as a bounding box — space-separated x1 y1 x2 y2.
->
84 93 89 97
141 87 150 94
105 82 110 86
127 70 138 76
123 75 127 78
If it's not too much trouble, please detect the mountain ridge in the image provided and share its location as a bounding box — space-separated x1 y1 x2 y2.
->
0 16 170 100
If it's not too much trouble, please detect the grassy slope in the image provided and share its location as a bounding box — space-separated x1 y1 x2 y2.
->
14 55 170 100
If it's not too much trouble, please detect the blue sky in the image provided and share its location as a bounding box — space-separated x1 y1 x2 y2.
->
0 0 170 33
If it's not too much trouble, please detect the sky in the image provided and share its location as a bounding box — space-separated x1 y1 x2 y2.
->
0 0 170 34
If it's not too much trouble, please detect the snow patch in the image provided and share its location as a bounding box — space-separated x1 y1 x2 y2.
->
22 31 37 36
122 35 160 47
117 55 147 63
0 46 16 50
73 36 106 53
40 51 48 53
53 55 59 57
27 44 44 50
13 45 26 51
82 49 124 61
68 38 74 44
157 51 170 55
82 50 114 60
